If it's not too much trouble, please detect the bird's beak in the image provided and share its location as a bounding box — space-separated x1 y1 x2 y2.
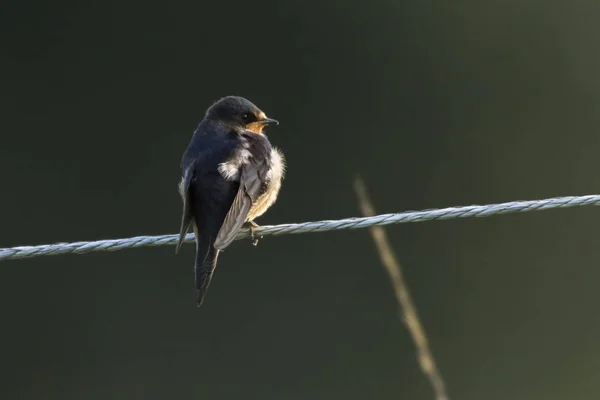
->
259 118 279 126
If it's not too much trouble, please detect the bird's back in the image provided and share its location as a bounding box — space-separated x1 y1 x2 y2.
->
183 121 241 244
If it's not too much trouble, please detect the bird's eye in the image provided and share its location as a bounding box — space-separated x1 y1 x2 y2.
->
242 113 255 122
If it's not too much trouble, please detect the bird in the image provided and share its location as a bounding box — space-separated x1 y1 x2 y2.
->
175 96 285 307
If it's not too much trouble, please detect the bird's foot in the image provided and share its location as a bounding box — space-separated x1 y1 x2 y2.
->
248 221 262 246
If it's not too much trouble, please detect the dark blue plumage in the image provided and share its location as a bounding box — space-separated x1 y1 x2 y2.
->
176 96 284 307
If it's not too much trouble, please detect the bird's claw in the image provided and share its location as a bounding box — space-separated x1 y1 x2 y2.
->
248 221 262 246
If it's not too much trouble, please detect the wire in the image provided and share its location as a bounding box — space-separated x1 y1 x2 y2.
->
1 194 598 261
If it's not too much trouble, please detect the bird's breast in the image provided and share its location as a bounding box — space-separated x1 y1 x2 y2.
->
246 147 285 221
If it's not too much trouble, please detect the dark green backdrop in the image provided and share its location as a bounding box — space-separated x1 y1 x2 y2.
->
2 1 600 399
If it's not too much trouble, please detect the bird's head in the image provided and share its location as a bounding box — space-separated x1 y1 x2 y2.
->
206 96 279 134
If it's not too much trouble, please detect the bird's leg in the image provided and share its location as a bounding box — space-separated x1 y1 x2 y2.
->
248 221 262 246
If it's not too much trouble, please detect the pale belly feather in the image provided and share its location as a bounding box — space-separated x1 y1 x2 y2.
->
246 147 285 221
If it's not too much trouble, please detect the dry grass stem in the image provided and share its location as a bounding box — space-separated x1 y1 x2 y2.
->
354 177 450 400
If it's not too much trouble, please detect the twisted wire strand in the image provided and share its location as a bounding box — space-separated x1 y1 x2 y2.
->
1 194 598 261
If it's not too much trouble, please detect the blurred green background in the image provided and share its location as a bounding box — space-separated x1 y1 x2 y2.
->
2 1 600 399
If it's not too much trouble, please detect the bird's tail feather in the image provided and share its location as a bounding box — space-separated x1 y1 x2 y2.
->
195 241 220 307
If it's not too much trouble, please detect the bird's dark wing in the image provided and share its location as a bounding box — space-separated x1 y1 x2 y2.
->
213 148 270 250
176 164 195 253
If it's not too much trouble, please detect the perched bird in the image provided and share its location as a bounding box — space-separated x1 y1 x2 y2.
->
176 96 285 306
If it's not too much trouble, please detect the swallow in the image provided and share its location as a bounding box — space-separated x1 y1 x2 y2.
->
176 96 285 306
